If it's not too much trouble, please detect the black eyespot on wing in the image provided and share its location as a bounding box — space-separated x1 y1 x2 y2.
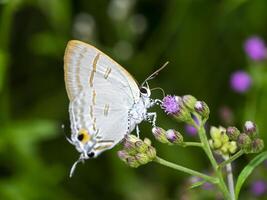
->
87 152 95 158
140 87 147 94
77 134 84 141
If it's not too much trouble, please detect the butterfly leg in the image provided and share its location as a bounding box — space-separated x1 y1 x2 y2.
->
136 125 140 138
146 112 157 127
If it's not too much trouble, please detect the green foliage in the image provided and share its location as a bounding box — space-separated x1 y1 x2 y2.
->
235 151 267 199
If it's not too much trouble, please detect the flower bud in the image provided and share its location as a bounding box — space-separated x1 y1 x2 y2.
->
244 121 257 138
123 135 139 154
135 153 150 165
134 140 148 153
146 146 156 160
173 96 192 122
166 129 183 145
117 150 130 162
237 133 252 153
182 95 197 111
226 126 240 141
152 127 169 144
144 138 152 146
228 141 238 154
194 101 210 119
126 156 139 168
251 138 264 153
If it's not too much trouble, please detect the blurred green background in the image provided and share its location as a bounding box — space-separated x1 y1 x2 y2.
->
1 0 267 199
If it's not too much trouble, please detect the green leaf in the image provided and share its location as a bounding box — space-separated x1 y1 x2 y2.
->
235 151 267 198
189 180 206 189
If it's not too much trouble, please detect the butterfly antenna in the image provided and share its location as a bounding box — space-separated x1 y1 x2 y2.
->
151 87 166 98
141 61 169 86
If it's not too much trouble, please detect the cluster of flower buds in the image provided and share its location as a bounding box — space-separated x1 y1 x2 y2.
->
230 121 264 154
209 126 238 156
152 127 183 145
161 95 210 123
117 135 156 168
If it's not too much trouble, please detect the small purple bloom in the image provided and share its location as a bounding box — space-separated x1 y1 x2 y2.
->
230 70 252 93
244 36 267 61
166 129 177 142
250 180 267 196
185 124 197 136
161 95 179 114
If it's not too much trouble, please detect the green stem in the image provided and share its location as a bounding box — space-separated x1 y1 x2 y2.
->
194 118 231 200
154 156 218 184
182 142 203 148
218 150 244 169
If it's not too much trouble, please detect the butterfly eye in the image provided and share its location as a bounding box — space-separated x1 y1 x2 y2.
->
140 87 148 94
140 87 151 97
87 152 95 158
77 129 91 143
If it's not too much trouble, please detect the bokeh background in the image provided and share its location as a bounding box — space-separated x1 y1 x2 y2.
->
1 0 267 199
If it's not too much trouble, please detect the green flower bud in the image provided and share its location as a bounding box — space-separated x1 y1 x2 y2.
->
251 138 264 153
126 156 140 168
226 126 240 141
135 140 148 153
210 126 224 140
135 153 150 165
244 121 257 139
173 96 192 122
123 135 140 155
144 138 152 146
152 127 169 144
237 133 252 153
182 95 198 111
194 101 210 119
146 146 156 160
166 129 183 145
213 138 222 149
228 141 238 154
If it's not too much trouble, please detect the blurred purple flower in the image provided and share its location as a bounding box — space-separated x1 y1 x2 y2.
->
244 36 267 61
219 106 234 125
230 70 251 93
161 95 179 114
185 124 197 136
250 180 267 196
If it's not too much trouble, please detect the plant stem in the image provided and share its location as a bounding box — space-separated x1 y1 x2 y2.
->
182 142 203 148
194 118 231 200
218 150 244 169
154 156 218 184
226 162 235 200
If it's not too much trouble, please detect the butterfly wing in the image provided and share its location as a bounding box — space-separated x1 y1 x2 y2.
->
64 40 140 149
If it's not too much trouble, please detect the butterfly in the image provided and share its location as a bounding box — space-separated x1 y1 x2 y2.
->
64 40 165 177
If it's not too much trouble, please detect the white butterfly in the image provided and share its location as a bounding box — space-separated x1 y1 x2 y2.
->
64 40 164 177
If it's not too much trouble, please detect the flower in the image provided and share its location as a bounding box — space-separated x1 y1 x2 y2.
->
244 36 267 61
251 138 264 153
244 121 257 138
161 95 179 114
185 124 197 136
250 180 267 196
230 70 251 93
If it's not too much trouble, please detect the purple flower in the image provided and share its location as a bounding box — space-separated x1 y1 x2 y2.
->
244 36 267 61
250 180 267 196
185 124 197 136
230 70 251 93
161 95 179 114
